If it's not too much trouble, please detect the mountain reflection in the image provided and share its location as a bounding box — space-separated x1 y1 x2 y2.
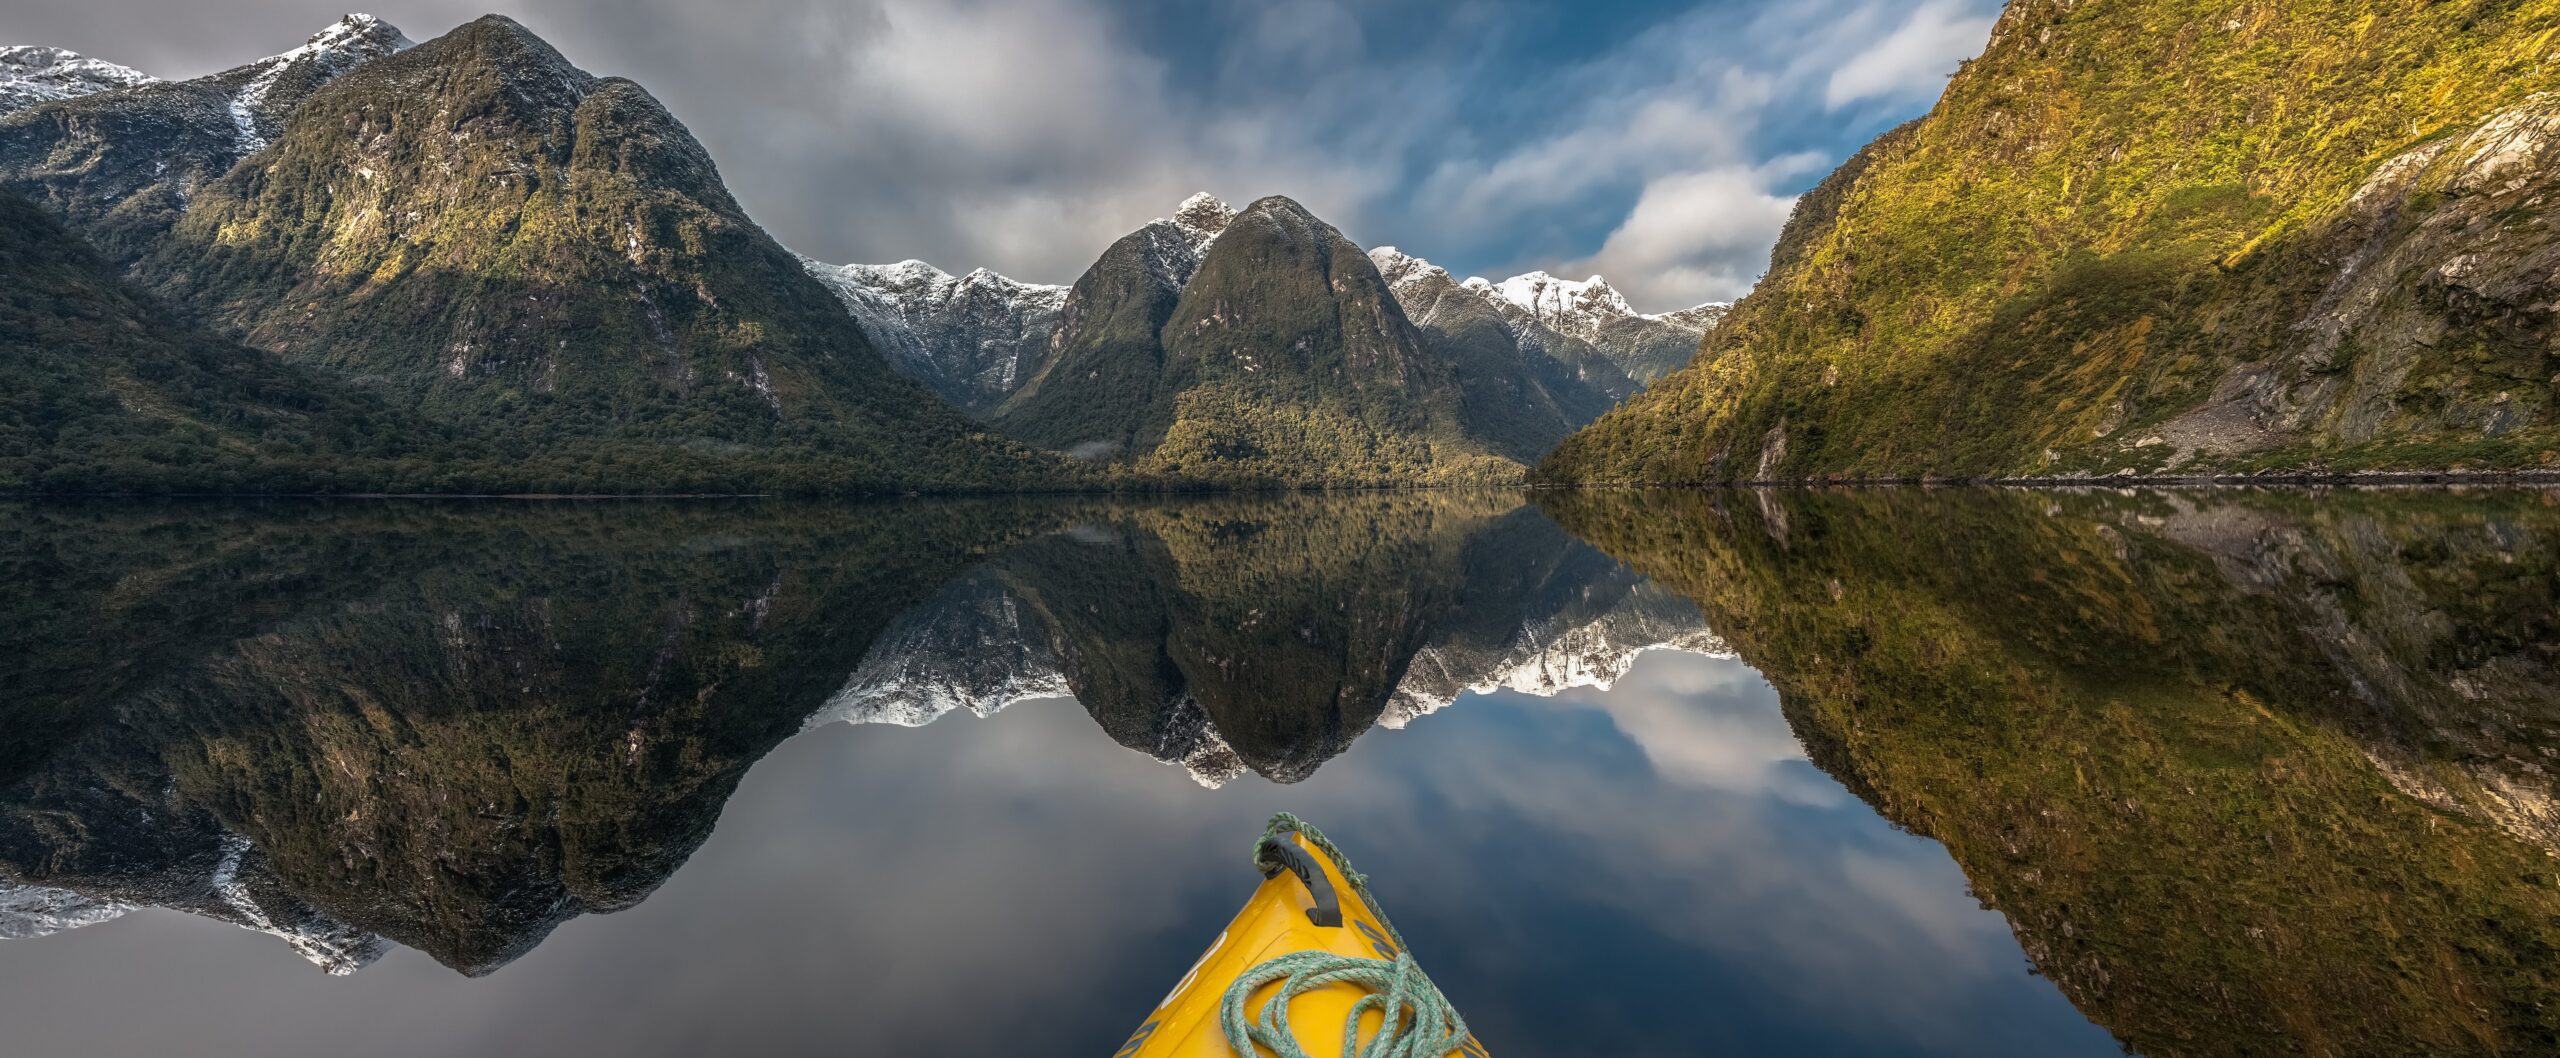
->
815 495 1723 785
0 493 1713 975
1540 487 2560 1058
4 488 2555 1058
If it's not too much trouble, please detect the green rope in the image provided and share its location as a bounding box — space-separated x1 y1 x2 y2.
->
1222 814 1469 1058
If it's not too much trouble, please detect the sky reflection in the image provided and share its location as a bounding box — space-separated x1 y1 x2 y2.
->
0 648 2116 1057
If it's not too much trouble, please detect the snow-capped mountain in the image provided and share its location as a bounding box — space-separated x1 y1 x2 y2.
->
808 570 1072 730
802 259 1069 414
0 46 156 117
1374 247 1729 386
800 193 1237 414
1385 582 1731 729
0 884 129 941
0 15 413 263
1470 271 1719 346
217 13 414 154
0 834 389 975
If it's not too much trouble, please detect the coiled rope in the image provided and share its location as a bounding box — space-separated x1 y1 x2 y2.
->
1219 814 1470 1058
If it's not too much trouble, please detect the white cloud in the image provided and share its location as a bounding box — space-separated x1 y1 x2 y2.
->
1825 0 1997 109
1564 157 1821 308
24 0 1999 307
1398 0 1997 311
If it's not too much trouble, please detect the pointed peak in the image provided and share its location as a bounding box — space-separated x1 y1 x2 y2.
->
259 13 413 67
305 14 413 52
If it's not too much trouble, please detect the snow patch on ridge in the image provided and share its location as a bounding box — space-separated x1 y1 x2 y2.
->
224 14 414 155
0 45 158 116
800 255 1070 407
207 834 391 976
0 884 132 940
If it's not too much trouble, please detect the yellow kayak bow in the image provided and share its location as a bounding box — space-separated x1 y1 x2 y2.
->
1116 816 1488 1058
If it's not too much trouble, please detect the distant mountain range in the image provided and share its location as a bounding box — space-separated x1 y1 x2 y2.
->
0 14 1055 494
803 194 1726 482
0 13 1720 493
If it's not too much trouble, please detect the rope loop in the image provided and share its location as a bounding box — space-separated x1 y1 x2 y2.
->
1223 815 1467 1058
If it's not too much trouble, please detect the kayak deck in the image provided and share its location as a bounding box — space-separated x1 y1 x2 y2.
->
1116 822 1487 1058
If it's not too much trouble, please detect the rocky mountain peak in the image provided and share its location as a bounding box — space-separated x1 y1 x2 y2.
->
1171 191 1236 245
1366 245 1449 294
1471 271 1638 334
222 13 414 152
801 255 1070 414
0 46 157 117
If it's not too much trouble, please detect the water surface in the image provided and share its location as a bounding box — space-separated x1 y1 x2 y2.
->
0 489 2552 1056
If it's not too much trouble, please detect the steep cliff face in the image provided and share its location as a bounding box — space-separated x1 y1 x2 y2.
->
1545 0 2560 483
1541 487 2560 1057
127 16 1051 490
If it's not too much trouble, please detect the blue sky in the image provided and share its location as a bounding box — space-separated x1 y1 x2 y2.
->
6 0 2004 309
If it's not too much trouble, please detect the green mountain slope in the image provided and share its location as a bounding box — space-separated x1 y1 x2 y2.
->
0 188 437 491
126 16 1056 492
995 196 1521 486
0 500 1065 973
1543 0 2560 483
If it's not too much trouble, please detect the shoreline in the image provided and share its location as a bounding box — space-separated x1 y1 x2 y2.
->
7 469 2560 501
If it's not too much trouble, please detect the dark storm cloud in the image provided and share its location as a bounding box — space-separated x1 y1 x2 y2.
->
0 0 1999 309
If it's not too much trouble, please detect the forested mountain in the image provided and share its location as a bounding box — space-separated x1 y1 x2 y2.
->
0 15 411 265
1541 488 2560 1057
0 188 435 491
1543 0 2560 484
2 15 1062 493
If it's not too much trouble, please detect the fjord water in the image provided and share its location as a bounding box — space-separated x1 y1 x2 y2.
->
0 491 2552 1057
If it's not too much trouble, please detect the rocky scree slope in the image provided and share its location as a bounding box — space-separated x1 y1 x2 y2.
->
1543 0 2560 484
117 15 1055 492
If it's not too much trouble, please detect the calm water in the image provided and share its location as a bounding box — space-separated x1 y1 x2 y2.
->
0 489 2553 1057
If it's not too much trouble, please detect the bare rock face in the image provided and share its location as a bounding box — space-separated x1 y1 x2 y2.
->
2250 93 2560 451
